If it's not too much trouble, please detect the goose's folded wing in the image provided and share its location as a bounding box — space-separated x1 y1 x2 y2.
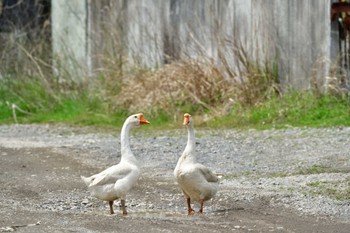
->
89 166 132 187
197 164 219 182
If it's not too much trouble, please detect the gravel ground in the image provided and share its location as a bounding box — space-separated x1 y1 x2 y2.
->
0 124 349 232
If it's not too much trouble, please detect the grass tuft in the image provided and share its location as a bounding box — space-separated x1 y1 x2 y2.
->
306 178 350 201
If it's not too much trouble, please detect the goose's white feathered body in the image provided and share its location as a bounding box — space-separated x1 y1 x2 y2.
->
174 153 218 202
81 113 149 215
81 160 140 201
174 113 218 214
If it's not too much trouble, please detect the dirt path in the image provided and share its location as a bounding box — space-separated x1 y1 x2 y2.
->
0 124 349 232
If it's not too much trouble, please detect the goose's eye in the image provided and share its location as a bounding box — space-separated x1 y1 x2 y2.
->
134 116 138 118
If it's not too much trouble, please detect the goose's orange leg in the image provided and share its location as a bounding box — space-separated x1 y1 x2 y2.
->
199 199 204 213
109 201 115 214
186 197 195 215
121 199 127 215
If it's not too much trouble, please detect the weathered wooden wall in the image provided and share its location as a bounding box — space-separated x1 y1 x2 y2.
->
52 0 332 89
51 0 90 78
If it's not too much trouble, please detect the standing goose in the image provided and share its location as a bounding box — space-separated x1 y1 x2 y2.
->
81 113 150 215
174 113 219 215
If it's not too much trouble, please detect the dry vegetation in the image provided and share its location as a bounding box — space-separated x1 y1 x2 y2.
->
102 42 280 120
113 60 232 114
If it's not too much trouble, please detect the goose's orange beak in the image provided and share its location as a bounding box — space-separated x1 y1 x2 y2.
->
183 113 190 125
139 113 150 125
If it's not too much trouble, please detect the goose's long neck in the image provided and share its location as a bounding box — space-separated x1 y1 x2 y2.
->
182 123 197 162
120 122 137 164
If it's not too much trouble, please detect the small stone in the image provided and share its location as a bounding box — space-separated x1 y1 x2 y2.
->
81 199 89 204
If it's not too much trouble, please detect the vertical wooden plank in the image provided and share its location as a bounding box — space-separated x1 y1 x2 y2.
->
88 0 124 71
288 1 310 89
215 0 252 78
271 0 290 87
250 0 277 67
330 0 340 61
51 0 90 79
310 0 331 91
124 0 169 68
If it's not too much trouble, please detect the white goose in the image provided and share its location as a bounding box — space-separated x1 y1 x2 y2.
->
81 113 150 215
174 113 219 215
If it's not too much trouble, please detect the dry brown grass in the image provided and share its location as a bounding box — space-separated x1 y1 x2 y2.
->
310 57 349 98
113 59 233 115
106 54 280 119
217 37 281 106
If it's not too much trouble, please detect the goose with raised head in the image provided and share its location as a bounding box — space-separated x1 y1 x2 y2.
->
174 113 219 215
81 113 150 215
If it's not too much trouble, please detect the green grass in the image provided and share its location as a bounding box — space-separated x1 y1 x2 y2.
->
1 75 349 129
306 178 350 201
267 165 350 178
297 165 332 175
222 164 350 181
0 77 173 128
208 91 350 129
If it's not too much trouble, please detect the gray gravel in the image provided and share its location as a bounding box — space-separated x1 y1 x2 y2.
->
0 124 349 225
